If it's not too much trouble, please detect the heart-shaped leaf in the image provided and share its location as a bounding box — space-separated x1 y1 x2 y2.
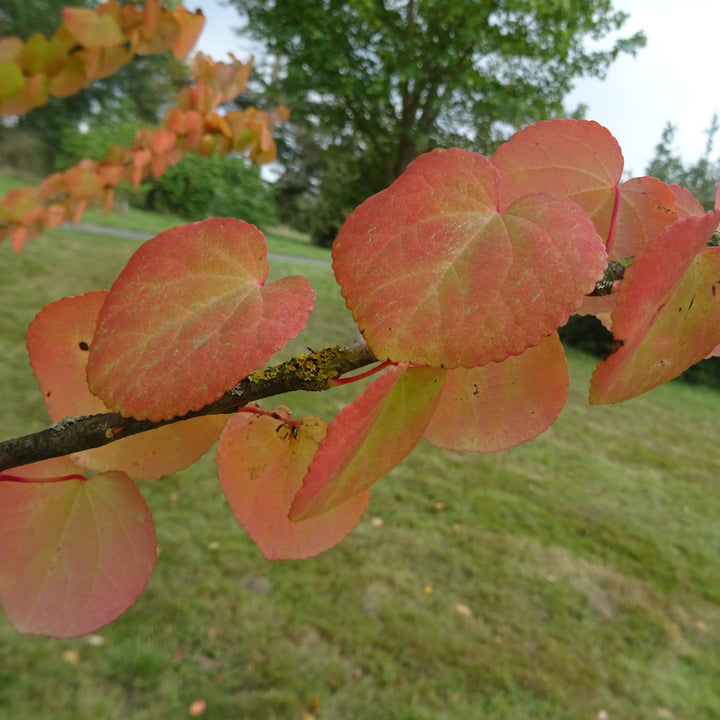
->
492 119 623 240
290 364 446 521
87 218 315 421
0 459 156 638
590 211 720 404
424 332 568 452
217 408 369 560
333 148 606 368
28 292 227 479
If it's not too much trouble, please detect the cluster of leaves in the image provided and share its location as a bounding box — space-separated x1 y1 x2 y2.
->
2 116 720 639
0 47 288 250
0 0 204 115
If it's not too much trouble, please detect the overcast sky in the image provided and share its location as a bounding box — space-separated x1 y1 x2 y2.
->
190 0 719 176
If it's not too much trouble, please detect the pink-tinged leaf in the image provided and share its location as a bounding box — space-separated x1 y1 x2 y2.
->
86 218 315 421
492 119 623 240
0 467 156 638
669 184 705 218
333 148 606 368
290 364 446 521
611 177 680 260
2 455 82 481
217 408 369 560
423 332 567 452
28 292 226 479
590 211 720 404
576 293 617 320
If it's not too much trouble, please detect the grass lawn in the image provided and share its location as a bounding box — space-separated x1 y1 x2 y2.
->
1 210 720 720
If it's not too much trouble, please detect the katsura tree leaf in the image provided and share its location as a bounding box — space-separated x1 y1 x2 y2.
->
86 218 315 421
423 332 568 452
611 177 707 260
491 119 699 262
590 211 720 404
62 7 125 49
28 292 226 480
0 459 156 638
333 148 606 368
290 365 446 521
217 408 369 560
611 177 681 259
492 119 623 240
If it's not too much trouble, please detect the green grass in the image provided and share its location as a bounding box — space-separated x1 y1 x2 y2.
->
1 210 720 720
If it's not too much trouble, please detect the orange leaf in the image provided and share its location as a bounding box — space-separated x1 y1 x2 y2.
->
0 463 156 638
424 332 568 452
217 410 369 559
290 365 446 520
333 148 606 368
27 291 227 480
590 211 720 403
86 219 315 421
62 7 125 49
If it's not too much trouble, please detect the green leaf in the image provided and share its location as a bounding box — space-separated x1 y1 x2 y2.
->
217 409 368 560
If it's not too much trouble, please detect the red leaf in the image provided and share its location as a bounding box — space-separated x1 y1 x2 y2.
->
333 148 606 368
217 408 369 560
590 211 720 404
290 365 446 521
0 461 156 638
492 119 623 240
86 219 315 421
424 332 568 452
28 292 227 479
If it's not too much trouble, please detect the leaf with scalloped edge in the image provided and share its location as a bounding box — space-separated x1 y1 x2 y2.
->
0 458 156 638
62 7 125 49
492 120 700 262
87 218 315 421
217 408 369 560
28 291 226 479
611 177 680 259
590 211 720 404
290 365 446 521
423 332 567 452
492 119 623 241
333 148 606 368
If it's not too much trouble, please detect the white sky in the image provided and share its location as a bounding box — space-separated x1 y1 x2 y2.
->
188 0 719 176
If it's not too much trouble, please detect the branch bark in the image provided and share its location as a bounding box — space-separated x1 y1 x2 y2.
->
0 341 377 473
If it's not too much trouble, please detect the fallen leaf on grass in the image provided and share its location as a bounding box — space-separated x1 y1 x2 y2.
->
455 603 473 617
188 699 206 716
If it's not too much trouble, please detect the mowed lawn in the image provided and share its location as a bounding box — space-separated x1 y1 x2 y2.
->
1 214 720 720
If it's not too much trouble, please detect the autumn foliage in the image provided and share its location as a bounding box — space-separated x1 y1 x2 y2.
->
0 0 287 251
1 3 720 639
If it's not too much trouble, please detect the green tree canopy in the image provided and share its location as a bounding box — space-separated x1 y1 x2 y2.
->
645 115 720 211
229 0 645 244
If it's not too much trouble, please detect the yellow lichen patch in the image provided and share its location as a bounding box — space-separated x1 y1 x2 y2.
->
248 346 345 391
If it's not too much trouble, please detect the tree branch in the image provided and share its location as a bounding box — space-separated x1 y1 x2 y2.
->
0 341 378 473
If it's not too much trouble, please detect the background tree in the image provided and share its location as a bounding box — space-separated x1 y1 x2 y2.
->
229 0 645 244
645 114 720 211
